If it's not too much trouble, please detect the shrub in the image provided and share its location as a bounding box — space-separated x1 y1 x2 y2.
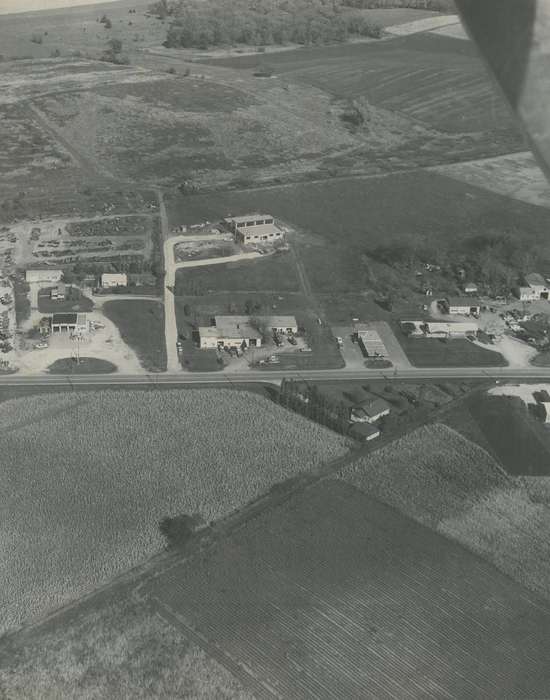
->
30 34 43 44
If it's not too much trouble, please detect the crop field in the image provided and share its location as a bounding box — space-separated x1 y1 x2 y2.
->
102 300 166 372
339 423 550 600
0 389 349 634
204 33 522 140
0 596 253 700
167 170 550 294
174 252 300 294
147 478 550 699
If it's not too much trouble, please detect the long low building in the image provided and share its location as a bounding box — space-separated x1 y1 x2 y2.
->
51 313 88 334
424 321 478 337
198 315 298 349
26 268 63 284
446 297 481 316
353 323 388 357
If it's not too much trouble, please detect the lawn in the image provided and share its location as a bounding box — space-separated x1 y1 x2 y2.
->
146 478 550 699
395 333 507 367
48 357 116 374
37 287 94 313
0 389 350 634
103 299 166 372
449 392 550 476
0 596 254 700
174 252 300 295
338 422 550 601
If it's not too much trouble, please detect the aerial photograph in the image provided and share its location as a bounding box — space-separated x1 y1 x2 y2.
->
0 0 549 697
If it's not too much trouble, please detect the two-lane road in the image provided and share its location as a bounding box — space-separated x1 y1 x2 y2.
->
2 365 550 389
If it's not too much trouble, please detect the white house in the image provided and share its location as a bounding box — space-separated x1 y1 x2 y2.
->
224 214 283 244
101 272 128 288
26 268 63 284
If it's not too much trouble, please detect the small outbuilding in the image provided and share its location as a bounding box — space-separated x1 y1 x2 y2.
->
446 297 481 316
349 422 380 442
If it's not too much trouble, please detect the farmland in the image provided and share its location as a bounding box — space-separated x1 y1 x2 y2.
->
0 389 350 634
103 299 166 372
145 478 550 699
338 423 550 599
0 596 254 700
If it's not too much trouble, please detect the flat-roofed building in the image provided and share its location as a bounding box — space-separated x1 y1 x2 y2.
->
26 268 63 284
268 316 298 334
353 323 388 357
425 321 478 337
446 297 481 316
199 317 263 350
101 272 128 288
224 213 283 244
51 312 88 334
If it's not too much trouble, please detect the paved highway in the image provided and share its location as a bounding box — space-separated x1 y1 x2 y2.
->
1 366 550 388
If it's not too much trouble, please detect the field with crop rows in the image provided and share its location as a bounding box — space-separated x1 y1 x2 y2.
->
146 479 550 699
0 389 350 634
204 33 522 140
338 423 550 600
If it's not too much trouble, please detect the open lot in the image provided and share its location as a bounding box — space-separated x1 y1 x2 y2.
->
146 478 550 699
339 422 550 601
0 388 350 635
395 331 507 367
47 356 116 373
102 299 166 372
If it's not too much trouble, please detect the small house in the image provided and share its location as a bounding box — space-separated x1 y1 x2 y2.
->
446 297 481 316
464 282 478 294
350 396 391 424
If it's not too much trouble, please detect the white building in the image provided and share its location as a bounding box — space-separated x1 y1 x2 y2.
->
51 313 88 334
446 297 481 315
268 316 298 334
26 268 63 284
464 282 478 294
517 273 550 301
199 318 263 350
224 213 283 244
424 321 478 338
353 323 388 357
101 272 128 288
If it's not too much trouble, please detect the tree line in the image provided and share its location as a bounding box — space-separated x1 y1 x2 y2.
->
150 0 385 50
278 379 351 435
341 0 455 10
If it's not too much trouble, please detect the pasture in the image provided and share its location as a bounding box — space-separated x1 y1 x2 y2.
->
0 389 349 634
202 33 522 139
339 423 550 601
102 299 166 372
146 478 550 699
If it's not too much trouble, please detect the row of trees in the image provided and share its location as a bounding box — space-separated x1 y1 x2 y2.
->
153 0 384 50
279 379 350 434
341 0 455 9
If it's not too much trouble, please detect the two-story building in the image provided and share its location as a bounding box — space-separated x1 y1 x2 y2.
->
224 214 283 244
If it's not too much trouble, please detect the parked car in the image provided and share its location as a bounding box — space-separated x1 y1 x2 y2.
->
34 342 48 349
336 336 343 347
299 347 312 353
288 336 297 345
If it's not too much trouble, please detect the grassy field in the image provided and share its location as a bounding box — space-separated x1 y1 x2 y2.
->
47 357 116 373
145 478 550 698
0 389 350 634
202 33 521 138
37 287 94 313
445 392 550 476
395 332 507 367
166 171 550 294
339 423 550 600
103 299 166 372
174 252 300 295
0 596 254 700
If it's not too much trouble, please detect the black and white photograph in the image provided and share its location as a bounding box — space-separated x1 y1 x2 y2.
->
0 0 549 697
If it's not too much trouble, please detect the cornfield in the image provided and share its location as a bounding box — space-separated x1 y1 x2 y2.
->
0 389 350 634
338 423 550 600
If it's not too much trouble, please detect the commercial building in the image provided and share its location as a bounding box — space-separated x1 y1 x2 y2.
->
198 318 263 350
224 213 283 244
101 272 128 288
516 273 550 301
51 313 88 334
25 268 63 284
424 321 478 338
353 323 388 357
268 316 298 334
446 297 481 316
